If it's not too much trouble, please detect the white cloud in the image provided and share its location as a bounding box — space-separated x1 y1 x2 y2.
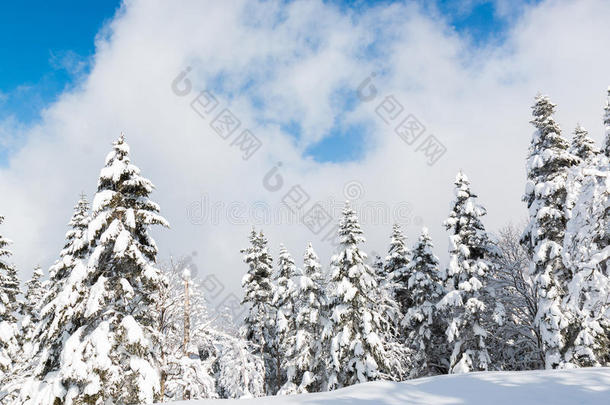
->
49 50 89 77
1 0 609 304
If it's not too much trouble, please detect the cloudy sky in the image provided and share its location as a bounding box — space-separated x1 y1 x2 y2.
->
1 0 609 306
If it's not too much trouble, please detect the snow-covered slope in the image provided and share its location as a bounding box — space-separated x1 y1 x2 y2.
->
169 368 610 405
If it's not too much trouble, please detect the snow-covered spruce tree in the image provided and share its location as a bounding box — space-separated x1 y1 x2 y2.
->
565 125 601 218
322 201 390 390
240 228 276 394
71 135 169 403
0 215 20 381
10 266 49 402
26 135 170 404
0 216 20 323
562 129 610 367
570 125 599 162
273 245 299 395
14 194 91 402
521 95 579 369
384 224 411 317
20 267 45 348
437 172 499 374
372 254 384 279
403 228 447 377
280 243 326 394
489 224 543 370
50 194 91 287
373 229 409 380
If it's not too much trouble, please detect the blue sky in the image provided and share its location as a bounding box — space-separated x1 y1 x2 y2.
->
0 0 121 163
2 0 608 288
0 1 121 119
0 0 522 165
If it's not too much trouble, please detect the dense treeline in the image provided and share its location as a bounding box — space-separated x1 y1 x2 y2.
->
0 89 608 403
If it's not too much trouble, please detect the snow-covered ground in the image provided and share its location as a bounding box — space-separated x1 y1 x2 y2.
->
169 368 610 405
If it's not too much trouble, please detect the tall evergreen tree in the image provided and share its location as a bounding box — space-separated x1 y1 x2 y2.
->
21 266 45 348
570 125 599 162
0 216 20 323
566 125 600 217
563 175 610 366
50 194 91 284
281 243 326 393
521 95 579 369
273 244 297 394
21 135 171 404
11 266 49 402
563 118 610 367
322 202 389 389
371 254 384 279
0 215 20 381
15 194 91 402
384 224 411 318
375 228 408 379
75 134 168 403
438 172 498 374
240 228 275 394
403 228 447 377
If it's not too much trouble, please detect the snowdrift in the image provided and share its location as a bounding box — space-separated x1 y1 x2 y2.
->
168 367 610 404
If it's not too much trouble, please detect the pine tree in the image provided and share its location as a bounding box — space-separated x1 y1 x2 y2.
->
372 254 384 279
0 216 20 323
322 202 389 389
50 194 91 285
570 125 599 162
566 126 600 217
15 194 91 403
73 134 168 403
521 95 579 369
240 228 275 394
374 228 409 380
437 172 498 373
563 174 610 366
281 243 325 394
22 135 170 404
21 267 45 349
273 245 299 394
0 215 20 381
384 224 411 319
403 228 447 377
10 266 48 402
562 117 610 366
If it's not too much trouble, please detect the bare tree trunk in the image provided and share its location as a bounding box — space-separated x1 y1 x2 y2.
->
276 350 281 394
158 299 168 401
160 351 167 401
182 275 191 400
183 277 190 355
261 344 267 394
